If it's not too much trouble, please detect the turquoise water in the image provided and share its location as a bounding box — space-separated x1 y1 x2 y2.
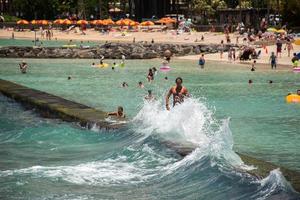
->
0 38 101 47
0 57 300 199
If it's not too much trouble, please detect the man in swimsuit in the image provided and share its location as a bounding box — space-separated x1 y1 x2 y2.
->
107 106 126 118
165 77 189 110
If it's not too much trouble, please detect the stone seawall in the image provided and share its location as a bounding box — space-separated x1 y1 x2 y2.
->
0 42 233 59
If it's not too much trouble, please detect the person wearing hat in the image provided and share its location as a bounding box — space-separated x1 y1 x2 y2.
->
19 60 28 74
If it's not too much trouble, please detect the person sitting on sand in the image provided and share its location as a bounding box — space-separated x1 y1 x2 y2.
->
165 77 189 110
19 60 28 74
251 60 256 71
107 106 126 118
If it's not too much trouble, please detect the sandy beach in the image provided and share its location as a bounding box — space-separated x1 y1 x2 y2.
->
0 28 299 68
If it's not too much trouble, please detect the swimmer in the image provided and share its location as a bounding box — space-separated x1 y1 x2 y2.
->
199 54 205 69
99 55 104 64
121 55 126 62
68 76 71 80
269 80 273 84
164 76 168 81
107 106 126 118
248 79 253 84
122 82 128 87
145 90 155 101
19 60 28 74
138 81 144 88
297 90 300 95
152 67 158 76
251 60 256 71
91 63 96 67
147 68 154 82
165 77 189 110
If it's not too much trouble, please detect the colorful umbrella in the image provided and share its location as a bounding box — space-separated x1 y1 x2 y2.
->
140 21 154 26
116 19 130 26
129 21 139 26
31 20 38 25
63 19 72 25
17 20 29 25
54 19 64 24
39 20 49 25
77 20 88 25
102 19 115 25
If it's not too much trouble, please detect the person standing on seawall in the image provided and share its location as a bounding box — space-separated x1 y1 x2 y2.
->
165 77 189 111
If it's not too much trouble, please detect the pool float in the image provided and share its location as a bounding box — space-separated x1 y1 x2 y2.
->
62 44 77 48
160 65 171 72
293 67 300 73
96 63 109 68
119 62 125 68
286 94 300 103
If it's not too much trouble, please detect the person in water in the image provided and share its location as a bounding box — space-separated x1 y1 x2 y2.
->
297 90 300 95
165 77 189 110
19 60 28 73
138 81 144 88
251 60 256 71
269 52 277 69
122 82 128 88
145 90 155 101
107 106 126 118
199 54 205 69
147 68 154 82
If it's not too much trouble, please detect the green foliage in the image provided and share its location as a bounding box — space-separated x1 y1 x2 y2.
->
191 0 227 18
1 14 21 22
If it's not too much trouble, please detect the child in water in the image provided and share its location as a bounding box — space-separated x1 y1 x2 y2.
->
251 60 256 71
107 106 126 118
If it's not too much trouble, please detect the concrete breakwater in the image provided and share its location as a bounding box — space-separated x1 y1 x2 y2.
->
0 42 232 59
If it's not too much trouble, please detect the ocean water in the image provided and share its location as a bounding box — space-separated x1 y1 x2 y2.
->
0 58 300 199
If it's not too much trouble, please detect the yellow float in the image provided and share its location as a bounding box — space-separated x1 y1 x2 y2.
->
96 63 109 68
294 39 300 45
286 94 300 103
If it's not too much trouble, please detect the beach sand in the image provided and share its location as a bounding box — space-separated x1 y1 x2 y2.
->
0 28 299 68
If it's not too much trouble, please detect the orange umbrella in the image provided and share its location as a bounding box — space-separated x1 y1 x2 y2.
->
140 21 154 26
54 19 64 24
90 20 98 25
39 20 49 25
103 19 115 25
77 20 88 25
31 20 38 25
17 20 29 25
129 21 139 26
116 19 130 26
63 19 72 25
95 20 104 25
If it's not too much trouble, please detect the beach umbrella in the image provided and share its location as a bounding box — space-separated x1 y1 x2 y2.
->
129 21 139 26
17 20 29 25
63 19 72 25
140 21 154 26
90 20 98 25
103 19 115 25
276 29 286 34
54 19 64 24
95 20 104 25
267 27 277 32
77 20 88 25
39 20 49 25
116 19 130 26
31 20 38 25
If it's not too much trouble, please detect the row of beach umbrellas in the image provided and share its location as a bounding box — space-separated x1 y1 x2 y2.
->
16 17 177 26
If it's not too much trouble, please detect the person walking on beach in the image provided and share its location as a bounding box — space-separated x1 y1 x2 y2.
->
165 77 189 110
220 40 224 59
285 39 293 57
276 39 282 58
270 52 277 69
19 60 28 74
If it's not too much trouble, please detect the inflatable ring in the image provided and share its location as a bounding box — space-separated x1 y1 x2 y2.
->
286 94 300 103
